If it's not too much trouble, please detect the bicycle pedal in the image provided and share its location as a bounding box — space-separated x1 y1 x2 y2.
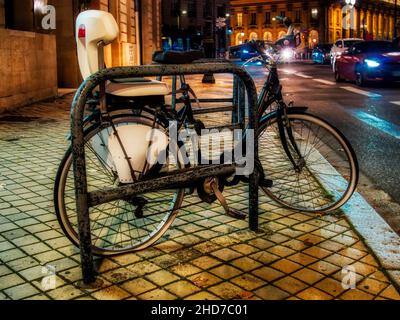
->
260 179 273 188
227 209 247 220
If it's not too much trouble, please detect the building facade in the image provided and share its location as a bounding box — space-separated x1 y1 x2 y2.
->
0 0 162 112
162 0 230 54
230 0 398 48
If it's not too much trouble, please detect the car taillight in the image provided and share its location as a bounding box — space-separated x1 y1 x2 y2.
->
78 24 86 39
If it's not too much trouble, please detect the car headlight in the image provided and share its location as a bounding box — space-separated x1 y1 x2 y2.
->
242 50 249 54
365 59 380 68
282 48 293 60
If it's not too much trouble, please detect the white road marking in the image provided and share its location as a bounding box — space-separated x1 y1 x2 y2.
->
340 86 382 98
313 79 336 85
390 101 400 106
295 73 312 79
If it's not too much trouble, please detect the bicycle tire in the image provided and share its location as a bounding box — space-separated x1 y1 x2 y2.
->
54 115 186 256
258 111 358 213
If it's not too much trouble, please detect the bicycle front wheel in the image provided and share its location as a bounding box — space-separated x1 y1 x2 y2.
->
54 115 185 256
258 112 358 213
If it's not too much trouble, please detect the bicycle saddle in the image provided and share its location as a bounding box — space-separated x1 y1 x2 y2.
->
152 50 205 64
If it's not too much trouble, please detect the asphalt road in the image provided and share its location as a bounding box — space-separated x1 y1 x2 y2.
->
244 61 400 231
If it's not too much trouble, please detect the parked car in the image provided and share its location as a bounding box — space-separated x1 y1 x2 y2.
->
334 41 400 86
238 41 265 61
312 43 333 64
330 38 364 69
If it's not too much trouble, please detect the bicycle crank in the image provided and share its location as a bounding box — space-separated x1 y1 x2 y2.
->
208 178 247 220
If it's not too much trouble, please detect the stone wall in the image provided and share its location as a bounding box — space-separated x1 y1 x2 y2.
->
0 29 58 113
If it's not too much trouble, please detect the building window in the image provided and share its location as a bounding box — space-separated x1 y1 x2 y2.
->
295 10 301 23
250 12 257 26
4 0 52 32
311 8 318 20
265 12 271 24
237 13 243 27
188 0 197 18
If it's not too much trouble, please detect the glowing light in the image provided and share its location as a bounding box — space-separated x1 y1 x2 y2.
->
365 59 380 68
281 48 294 61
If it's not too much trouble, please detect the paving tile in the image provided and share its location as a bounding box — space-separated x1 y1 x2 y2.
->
165 280 201 298
379 285 400 300
273 276 308 295
314 278 346 297
139 289 177 300
208 282 246 300
287 252 318 266
252 266 285 283
209 265 242 280
210 248 242 261
339 289 375 300
309 261 341 276
145 270 180 286
292 268 325 285
231 243 259 255
358 278 389 296
4 283 39 300
231 274 265 291
186 291 220 300
249 251 280 265
188 272 222 288
170 263 202 277
91 286 131 300
350 261 378 277
0 274 25 291
270 259 303 274
254 285 290 300
191 256 222 270
231 257 262 272
102 268 138 284
267 245 296 258
121 278 156 296
126 261 161 276
48 285 86 300
7 256 39 272
0 265 13 277
111 254 142 266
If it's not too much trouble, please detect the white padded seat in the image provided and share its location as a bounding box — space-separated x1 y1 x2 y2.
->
106 80 170 97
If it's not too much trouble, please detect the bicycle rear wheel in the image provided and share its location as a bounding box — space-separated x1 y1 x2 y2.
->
258 112 358 213
54 115 185 256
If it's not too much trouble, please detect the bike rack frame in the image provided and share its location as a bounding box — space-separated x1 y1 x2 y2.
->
70 62 259 285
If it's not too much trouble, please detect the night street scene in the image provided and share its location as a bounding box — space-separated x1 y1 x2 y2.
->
1 0 400 309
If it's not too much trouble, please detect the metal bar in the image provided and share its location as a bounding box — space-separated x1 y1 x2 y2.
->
191 98 233 103
232 76 239 125
192 106 233 115
204 124 242 131
238 79 246 125
172 75 177 110
89 164 237 207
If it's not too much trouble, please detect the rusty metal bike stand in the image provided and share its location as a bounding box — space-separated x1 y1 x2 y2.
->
70 62 259 285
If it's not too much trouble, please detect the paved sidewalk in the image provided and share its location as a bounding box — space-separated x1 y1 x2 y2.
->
1 74 400 300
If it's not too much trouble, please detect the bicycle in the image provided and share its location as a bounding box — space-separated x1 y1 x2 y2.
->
54 11 358 256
